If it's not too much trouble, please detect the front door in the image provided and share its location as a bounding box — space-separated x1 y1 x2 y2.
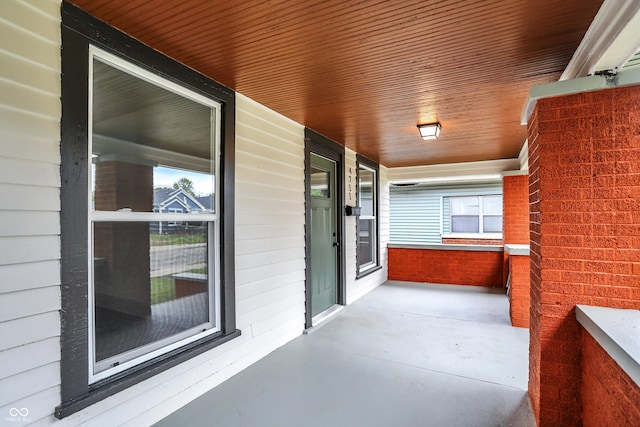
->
310 153 338 317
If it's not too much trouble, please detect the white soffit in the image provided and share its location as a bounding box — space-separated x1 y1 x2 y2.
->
561 0 640 80
387 158 520 185
622 51 640 70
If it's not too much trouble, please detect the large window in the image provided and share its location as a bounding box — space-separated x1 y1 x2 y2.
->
450 195 503 235
58 3 238 417
356 156 380 276
89 49 222 381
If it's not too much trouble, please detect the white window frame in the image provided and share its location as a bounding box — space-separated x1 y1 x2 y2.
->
168 207 184 226
87 46 222 383
443 194 503 239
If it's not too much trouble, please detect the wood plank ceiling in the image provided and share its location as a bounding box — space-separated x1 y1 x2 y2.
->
70 0 604 168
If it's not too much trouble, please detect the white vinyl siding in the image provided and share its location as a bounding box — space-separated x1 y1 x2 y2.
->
234 94 306 336
344 150 358 286
390 182 502 244
0 0 62 425
390 187 442 244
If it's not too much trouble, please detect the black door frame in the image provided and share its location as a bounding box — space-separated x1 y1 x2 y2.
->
304 129 345 329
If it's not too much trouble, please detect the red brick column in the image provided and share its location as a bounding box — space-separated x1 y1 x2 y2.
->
503 174 531 326
527 85 640 426
508 252 530 328
94 161 153 316
503 174 530 245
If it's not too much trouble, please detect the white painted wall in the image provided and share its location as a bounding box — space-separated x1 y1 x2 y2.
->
0 0 63 424
233 93 307 340
0 2 386 425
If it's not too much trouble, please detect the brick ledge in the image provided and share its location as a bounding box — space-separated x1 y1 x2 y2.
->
388 243 503 252
576 305 640 387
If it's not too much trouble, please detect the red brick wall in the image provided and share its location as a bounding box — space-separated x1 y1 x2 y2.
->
94 161 153 316
94 161 153 211
528 85 640 426
581 331 640 427
388 247 503 287
503 174 531 310
175 277 207 299
508 255 530 328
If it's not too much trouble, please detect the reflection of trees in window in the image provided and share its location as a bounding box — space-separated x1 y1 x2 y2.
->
173 177 196 197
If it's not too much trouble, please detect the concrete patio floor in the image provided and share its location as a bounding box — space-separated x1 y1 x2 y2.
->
155 281 535 427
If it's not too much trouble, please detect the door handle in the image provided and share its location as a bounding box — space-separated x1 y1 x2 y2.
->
333 241 339 247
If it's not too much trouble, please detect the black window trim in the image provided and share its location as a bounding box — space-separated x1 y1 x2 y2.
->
355 154 382 279
57 1 239 418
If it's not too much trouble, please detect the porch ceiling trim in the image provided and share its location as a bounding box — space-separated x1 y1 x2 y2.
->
387 158 519 185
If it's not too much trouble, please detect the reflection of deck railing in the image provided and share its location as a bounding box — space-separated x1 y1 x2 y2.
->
173 272 208 298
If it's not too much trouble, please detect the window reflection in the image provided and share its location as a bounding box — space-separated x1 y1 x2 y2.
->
89 54 220 379
93 224 210 367
310 167 330 198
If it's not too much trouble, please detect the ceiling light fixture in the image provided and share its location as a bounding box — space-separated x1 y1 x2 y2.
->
417 122 441 140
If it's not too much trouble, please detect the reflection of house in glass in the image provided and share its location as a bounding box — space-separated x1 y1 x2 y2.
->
152 188 213 234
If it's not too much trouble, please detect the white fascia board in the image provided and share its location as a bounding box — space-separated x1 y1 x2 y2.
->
517 139 528 172
561 0 640 80
388 158 520 185
502 170 528 177
592 9 640 73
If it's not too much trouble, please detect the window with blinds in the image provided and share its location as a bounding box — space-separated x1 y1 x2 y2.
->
390 182 502 244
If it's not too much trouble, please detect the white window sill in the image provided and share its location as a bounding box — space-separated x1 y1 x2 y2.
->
504 244 530 256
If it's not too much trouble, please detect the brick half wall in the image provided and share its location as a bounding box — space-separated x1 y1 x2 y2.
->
581 331 640 427
388 246 504 288
508 254 530 328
